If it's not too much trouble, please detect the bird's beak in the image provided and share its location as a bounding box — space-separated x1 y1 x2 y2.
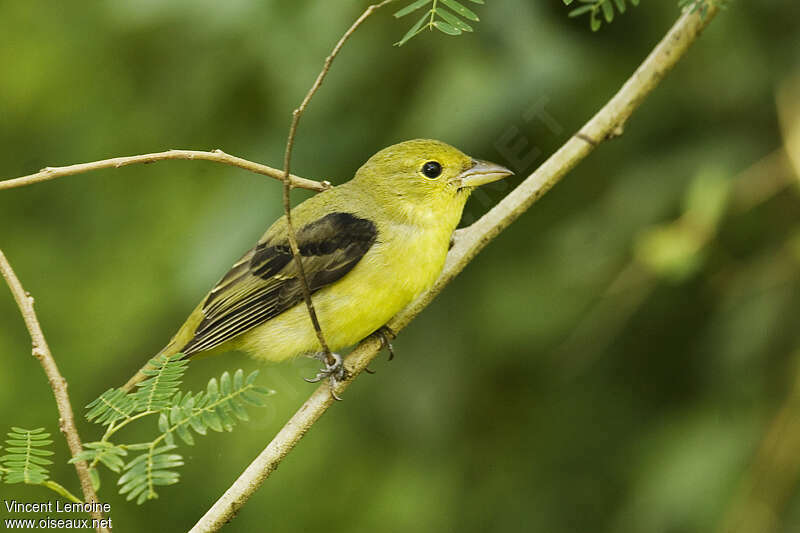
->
452 160 514 189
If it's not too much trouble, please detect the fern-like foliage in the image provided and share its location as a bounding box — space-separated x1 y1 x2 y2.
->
563 0 640 31
71 441 128 473
85 388 136 425
85 353 189 427
133 353 188 413
394 0 486 46
76 354 272 504
160 370 266 447
1 427 54 484
565 0 728 31
118 445 183 504
1 427 84 503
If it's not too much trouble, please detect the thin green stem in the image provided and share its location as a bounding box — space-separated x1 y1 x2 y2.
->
21 433 34 484
42 480 83 504
101 410 155 442
428 0 438 29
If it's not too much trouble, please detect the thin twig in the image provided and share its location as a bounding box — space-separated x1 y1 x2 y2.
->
279 0 398 373
0 149 330 192
0 249 110 533
190 3 723 531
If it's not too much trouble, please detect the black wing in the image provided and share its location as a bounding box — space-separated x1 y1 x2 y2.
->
180 212 377 355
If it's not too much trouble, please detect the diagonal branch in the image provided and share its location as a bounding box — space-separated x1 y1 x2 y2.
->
0 250 109 533
279 0 399 382
0 149 329 192
190 2 723 531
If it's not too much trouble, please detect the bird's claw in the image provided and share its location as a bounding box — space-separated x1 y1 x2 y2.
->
377 326 396 361
305 352 347 400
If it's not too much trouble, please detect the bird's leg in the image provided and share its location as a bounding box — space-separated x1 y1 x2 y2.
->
376 326 396 361
305 351 347 400
304 326 395 398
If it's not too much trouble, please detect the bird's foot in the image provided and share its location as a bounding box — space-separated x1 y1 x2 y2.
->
376 326 396 361
305 352 347 400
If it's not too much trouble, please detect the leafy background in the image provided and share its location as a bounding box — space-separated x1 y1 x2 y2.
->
2 1 800 532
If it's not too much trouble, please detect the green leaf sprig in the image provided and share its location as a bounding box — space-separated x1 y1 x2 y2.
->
394 0 486 46
73 353 273 504
563 0 640 31
1 427 83 503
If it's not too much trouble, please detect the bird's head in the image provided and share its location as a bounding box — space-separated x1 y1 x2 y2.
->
352 139 513 225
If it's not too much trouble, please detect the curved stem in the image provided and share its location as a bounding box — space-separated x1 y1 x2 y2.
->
0 149 329 192
0 250 110 533
428 0 439 29
42 480 84 504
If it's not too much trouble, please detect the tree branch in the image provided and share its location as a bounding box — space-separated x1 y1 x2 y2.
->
0 149 329 192
279 0 398 381
0 249 109 533
189 3 723 531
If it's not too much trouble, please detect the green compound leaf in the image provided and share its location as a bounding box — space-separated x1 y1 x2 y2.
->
565 0 642 31
132 353 189 413
83 362 272 505
86 388 136 425
119 445 183 505
1 428 54 485
70 441 128 473
394 0 486 45
85 353 188 427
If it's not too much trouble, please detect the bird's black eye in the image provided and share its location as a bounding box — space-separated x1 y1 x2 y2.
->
421 161 442 179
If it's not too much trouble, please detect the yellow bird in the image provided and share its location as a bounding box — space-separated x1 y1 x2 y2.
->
124 139 512 391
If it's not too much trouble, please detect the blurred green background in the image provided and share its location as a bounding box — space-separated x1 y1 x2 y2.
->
2 1 800 532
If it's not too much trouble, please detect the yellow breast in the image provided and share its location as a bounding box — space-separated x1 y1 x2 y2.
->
232 219 452 362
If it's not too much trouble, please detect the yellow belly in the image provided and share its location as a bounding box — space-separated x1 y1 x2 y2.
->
231 222 450 361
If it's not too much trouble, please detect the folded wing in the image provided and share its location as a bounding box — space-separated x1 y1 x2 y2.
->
181 212 377 355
